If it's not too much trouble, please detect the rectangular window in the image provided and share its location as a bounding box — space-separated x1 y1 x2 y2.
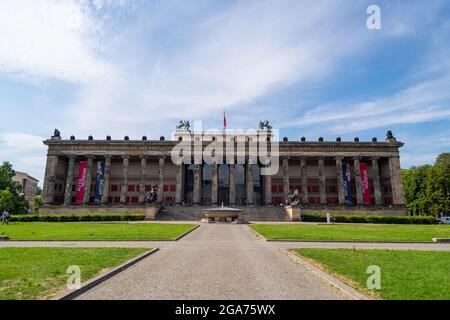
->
170 185 176 192
111 184 119 192
128 185 135 192
145 185 152 192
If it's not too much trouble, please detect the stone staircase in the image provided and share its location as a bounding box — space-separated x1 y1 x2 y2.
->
157 206 290 222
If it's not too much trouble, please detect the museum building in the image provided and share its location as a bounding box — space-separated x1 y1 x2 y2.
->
40 124 407 217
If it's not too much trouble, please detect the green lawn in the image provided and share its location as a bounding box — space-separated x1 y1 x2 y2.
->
293 249 450 300
250 223 450 242
0 222 196 240
0 247 148 300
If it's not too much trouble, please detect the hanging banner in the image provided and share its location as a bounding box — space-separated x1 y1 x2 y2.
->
76 161 88 203
360 163 371 204
342 163 353 205
94 161 105 204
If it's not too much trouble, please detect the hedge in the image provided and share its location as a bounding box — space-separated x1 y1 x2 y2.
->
301 214 438 225
9 214 145 222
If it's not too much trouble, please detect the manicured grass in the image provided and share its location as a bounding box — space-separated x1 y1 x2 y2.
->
250 223 450 242
293 249 450 300
0 247 148 300
0 222 196 240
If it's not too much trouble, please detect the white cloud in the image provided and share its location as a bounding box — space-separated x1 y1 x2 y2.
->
0 0 116 83
0 132 47 184
65 0 370 136
0 132 44 149
288 77 450 134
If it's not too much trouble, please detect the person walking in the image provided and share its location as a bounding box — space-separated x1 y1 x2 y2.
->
1 210 10 225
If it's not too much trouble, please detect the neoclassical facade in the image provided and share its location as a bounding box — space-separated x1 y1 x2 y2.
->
40 127 406 216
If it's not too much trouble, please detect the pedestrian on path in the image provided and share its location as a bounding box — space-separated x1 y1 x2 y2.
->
1 211 10 225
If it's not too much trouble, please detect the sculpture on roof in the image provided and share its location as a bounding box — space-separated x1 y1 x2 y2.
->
176 120 191 132
53 129 61 138
258 120 272 131
386 130 396 142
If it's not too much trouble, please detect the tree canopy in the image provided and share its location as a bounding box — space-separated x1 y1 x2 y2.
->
402 153 450 216
0 162 29 214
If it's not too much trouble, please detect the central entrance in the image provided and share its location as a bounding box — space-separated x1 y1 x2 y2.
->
218 164 229 205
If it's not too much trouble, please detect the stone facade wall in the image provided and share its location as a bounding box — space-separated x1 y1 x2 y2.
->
40 132 406 217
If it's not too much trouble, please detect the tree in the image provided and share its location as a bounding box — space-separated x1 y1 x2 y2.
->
402 153 450 216
0 188 28 214
0 162 29 215
0 161 21 192
426 153 450 216
402 165 431 215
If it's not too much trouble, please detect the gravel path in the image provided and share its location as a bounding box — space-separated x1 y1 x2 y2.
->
75 224 349 300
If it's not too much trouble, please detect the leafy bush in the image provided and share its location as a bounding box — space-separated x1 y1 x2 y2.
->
33 196 41 215
9 213 145 222
301 214 438 225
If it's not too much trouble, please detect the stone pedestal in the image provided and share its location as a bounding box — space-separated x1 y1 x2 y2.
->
284 206 301 221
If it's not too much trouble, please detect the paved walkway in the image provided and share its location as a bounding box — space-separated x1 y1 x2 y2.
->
76 224 350 300
2 224 450 300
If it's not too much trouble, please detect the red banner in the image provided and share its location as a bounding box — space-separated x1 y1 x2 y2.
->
76 161 88 204
360 163 371 204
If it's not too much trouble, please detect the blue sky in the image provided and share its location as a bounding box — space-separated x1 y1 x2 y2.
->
0 0 449 185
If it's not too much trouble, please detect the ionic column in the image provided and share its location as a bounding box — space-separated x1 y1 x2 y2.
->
282 157 290 203
353 157 363 205
211 164 218 205
83 155 94 204
101 155 112 204
264 173 272 206
193 164 201 205
246 161 254 205
158 156 165 202
175 163 183 205
371 157 382 205
42 155 59 205
335 156 345 205
64 156 76 205
318 157 326 205
139 155 148 204
120 155 129 204
389 156 405 205
300 157 308 204
229 164 236 206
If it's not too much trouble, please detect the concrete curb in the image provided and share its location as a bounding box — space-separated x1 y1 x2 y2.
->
247 225 266 240
268 239 434 244
174 224 200 240
53 248 159 300
281 248 370 301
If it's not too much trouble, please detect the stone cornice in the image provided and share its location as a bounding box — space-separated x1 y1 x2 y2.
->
44 139 403 158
